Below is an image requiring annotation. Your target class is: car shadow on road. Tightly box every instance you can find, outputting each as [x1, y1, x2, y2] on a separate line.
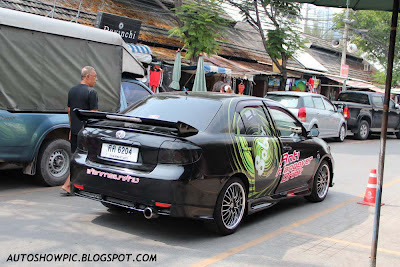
[89, 190, 370, 253]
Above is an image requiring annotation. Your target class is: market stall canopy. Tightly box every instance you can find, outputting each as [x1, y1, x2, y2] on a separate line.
[169, 51, 181, 90]
[182, 64, 232, 75]
[127, 44, 152, 64]
[327, 77, 385, 93]
[192, 56, 207, 92]
[392, 88, 400, 94]
[281, 0, 395, 11]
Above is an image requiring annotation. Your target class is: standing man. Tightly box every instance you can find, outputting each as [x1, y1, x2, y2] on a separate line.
[61, 66, 98, 195]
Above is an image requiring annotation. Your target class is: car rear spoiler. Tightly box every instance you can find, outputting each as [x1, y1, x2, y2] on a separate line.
[74, 109, 199, 137]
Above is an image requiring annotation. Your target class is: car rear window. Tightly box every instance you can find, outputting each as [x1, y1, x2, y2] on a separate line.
[337, 93, 370, 105]
[266, 95, 299, 108]
[123, 96, 222, 131]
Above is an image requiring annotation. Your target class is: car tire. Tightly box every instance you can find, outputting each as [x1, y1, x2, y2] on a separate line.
[335, 124, 346, 142]
[36, 139, 71, 186]
[305, 161, 331, 202]
[355, 120, 370, 140]
[213, 178, 246, 235]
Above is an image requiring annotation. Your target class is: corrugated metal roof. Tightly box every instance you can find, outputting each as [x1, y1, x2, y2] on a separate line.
[307, 48, 374, 82]
[0, 0, 96, 25]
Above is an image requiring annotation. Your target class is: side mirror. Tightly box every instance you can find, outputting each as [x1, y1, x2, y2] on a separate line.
[396, 103, 400, 109]
[308, 128, 319, 138]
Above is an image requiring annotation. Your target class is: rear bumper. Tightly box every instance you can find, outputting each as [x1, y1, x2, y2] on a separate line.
[70, 152, 221, 220]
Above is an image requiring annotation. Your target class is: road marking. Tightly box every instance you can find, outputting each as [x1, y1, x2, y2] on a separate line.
[191, 178, 400, 267]
[287, 229, 400, 256]
[0, 187, 59, 198]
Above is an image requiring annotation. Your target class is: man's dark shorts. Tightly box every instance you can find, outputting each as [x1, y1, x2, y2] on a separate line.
[71, 134, 78, 154]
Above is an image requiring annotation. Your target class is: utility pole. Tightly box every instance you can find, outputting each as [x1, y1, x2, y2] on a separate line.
[340, 0, 350, 91]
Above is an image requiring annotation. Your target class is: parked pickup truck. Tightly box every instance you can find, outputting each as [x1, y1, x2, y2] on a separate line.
[0, 8, 152, 186]
[333, 91, 400, 140]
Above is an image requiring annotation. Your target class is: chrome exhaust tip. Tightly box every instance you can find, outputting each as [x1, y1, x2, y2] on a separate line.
[143, 207, 158, 219]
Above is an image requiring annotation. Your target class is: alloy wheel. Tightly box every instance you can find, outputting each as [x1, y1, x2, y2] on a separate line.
[316, 164, 330, 198]
[339, 125, 346, 141]
[360, 124, 368, 138]
[221, 182, 246, 230]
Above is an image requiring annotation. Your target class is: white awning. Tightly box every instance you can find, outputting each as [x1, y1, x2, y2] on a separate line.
[122, 42, 145, 76]
[127, 44, 152, 64]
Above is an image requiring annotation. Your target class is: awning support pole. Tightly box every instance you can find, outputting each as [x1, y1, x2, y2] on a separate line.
[370, 0, 399, 266]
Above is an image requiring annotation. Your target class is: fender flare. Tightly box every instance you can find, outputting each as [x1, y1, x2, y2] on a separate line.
[24, 125, 70, 175]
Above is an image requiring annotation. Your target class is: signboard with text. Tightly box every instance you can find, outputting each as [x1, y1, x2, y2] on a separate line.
[95, 12, 141, 43]
[340, 64, 349, 78]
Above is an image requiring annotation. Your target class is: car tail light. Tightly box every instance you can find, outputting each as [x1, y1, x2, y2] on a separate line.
[77, 130, 88, 151]
[155, 202, 171, 208]
[74, 184, 84, 190]
[158, 140, 202, 164]
[343, 107, 350, 119]
[298, 107, 307, 122]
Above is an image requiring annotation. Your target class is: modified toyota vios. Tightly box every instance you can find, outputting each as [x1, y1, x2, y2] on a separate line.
[71, 92, 334, 235]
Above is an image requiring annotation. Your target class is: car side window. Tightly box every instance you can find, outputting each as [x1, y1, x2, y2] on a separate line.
[268, 107, 303, 137]
[122, 82, 151, 107]
[312, 97, 325, 110]
[389, 99, 395, 109]
[236, 105, 272, 136]
[322, 98, 335, 111]
[371, 96, 384, 108]
[303, 96, 315, 108]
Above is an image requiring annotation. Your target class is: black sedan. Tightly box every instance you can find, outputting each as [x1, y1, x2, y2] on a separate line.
[71, 92, 334, 235]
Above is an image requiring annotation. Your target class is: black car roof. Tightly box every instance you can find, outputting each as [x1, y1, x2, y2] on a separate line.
[156, 91, 257, 102]
[151, 91, 284, 109]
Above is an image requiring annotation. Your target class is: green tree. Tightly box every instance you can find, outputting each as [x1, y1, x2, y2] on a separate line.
[168, 0, 227, 62]
[333, 10, 400, 86]
[227, 0, 303, 90]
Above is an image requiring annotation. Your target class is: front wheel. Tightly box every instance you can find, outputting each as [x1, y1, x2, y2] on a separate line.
[335, 124, 346, 142]
[36, 139, 71, 186]
[305, 161, 331, 202]
[213, 178, 246, 235]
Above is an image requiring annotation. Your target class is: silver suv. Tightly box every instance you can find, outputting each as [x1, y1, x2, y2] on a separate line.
[265, 91, 347, 142]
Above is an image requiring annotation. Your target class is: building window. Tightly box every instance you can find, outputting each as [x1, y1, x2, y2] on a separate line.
[364, 64, 371, 71]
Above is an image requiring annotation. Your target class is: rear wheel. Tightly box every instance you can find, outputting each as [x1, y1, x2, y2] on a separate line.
[36, 139, 70, 186]
[305, 161, 331, 202]
[355, 120, 369, 140]
[213, 178, 246, 235]
[335, 124, 346, 142]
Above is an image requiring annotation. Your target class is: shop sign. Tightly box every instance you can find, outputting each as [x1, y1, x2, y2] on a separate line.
[340, 64, 349, 78]
[95, 12, 141, 43]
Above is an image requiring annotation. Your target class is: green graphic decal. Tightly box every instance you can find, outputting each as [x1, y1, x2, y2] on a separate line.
[228, 101, 281, 198]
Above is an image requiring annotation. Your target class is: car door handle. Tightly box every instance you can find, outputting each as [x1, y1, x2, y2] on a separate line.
[283, 145, 292, 151]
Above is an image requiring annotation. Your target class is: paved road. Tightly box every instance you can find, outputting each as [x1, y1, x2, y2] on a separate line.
[1, 136, 399, 266]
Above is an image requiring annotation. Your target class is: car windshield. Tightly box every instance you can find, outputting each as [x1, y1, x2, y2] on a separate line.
[123, 95, 222, 131]
[337, 93, 370, 105]
[266, 95, 299, 108]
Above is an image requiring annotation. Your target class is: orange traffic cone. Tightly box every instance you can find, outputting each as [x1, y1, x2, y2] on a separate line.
[357, 169, 384, 206]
